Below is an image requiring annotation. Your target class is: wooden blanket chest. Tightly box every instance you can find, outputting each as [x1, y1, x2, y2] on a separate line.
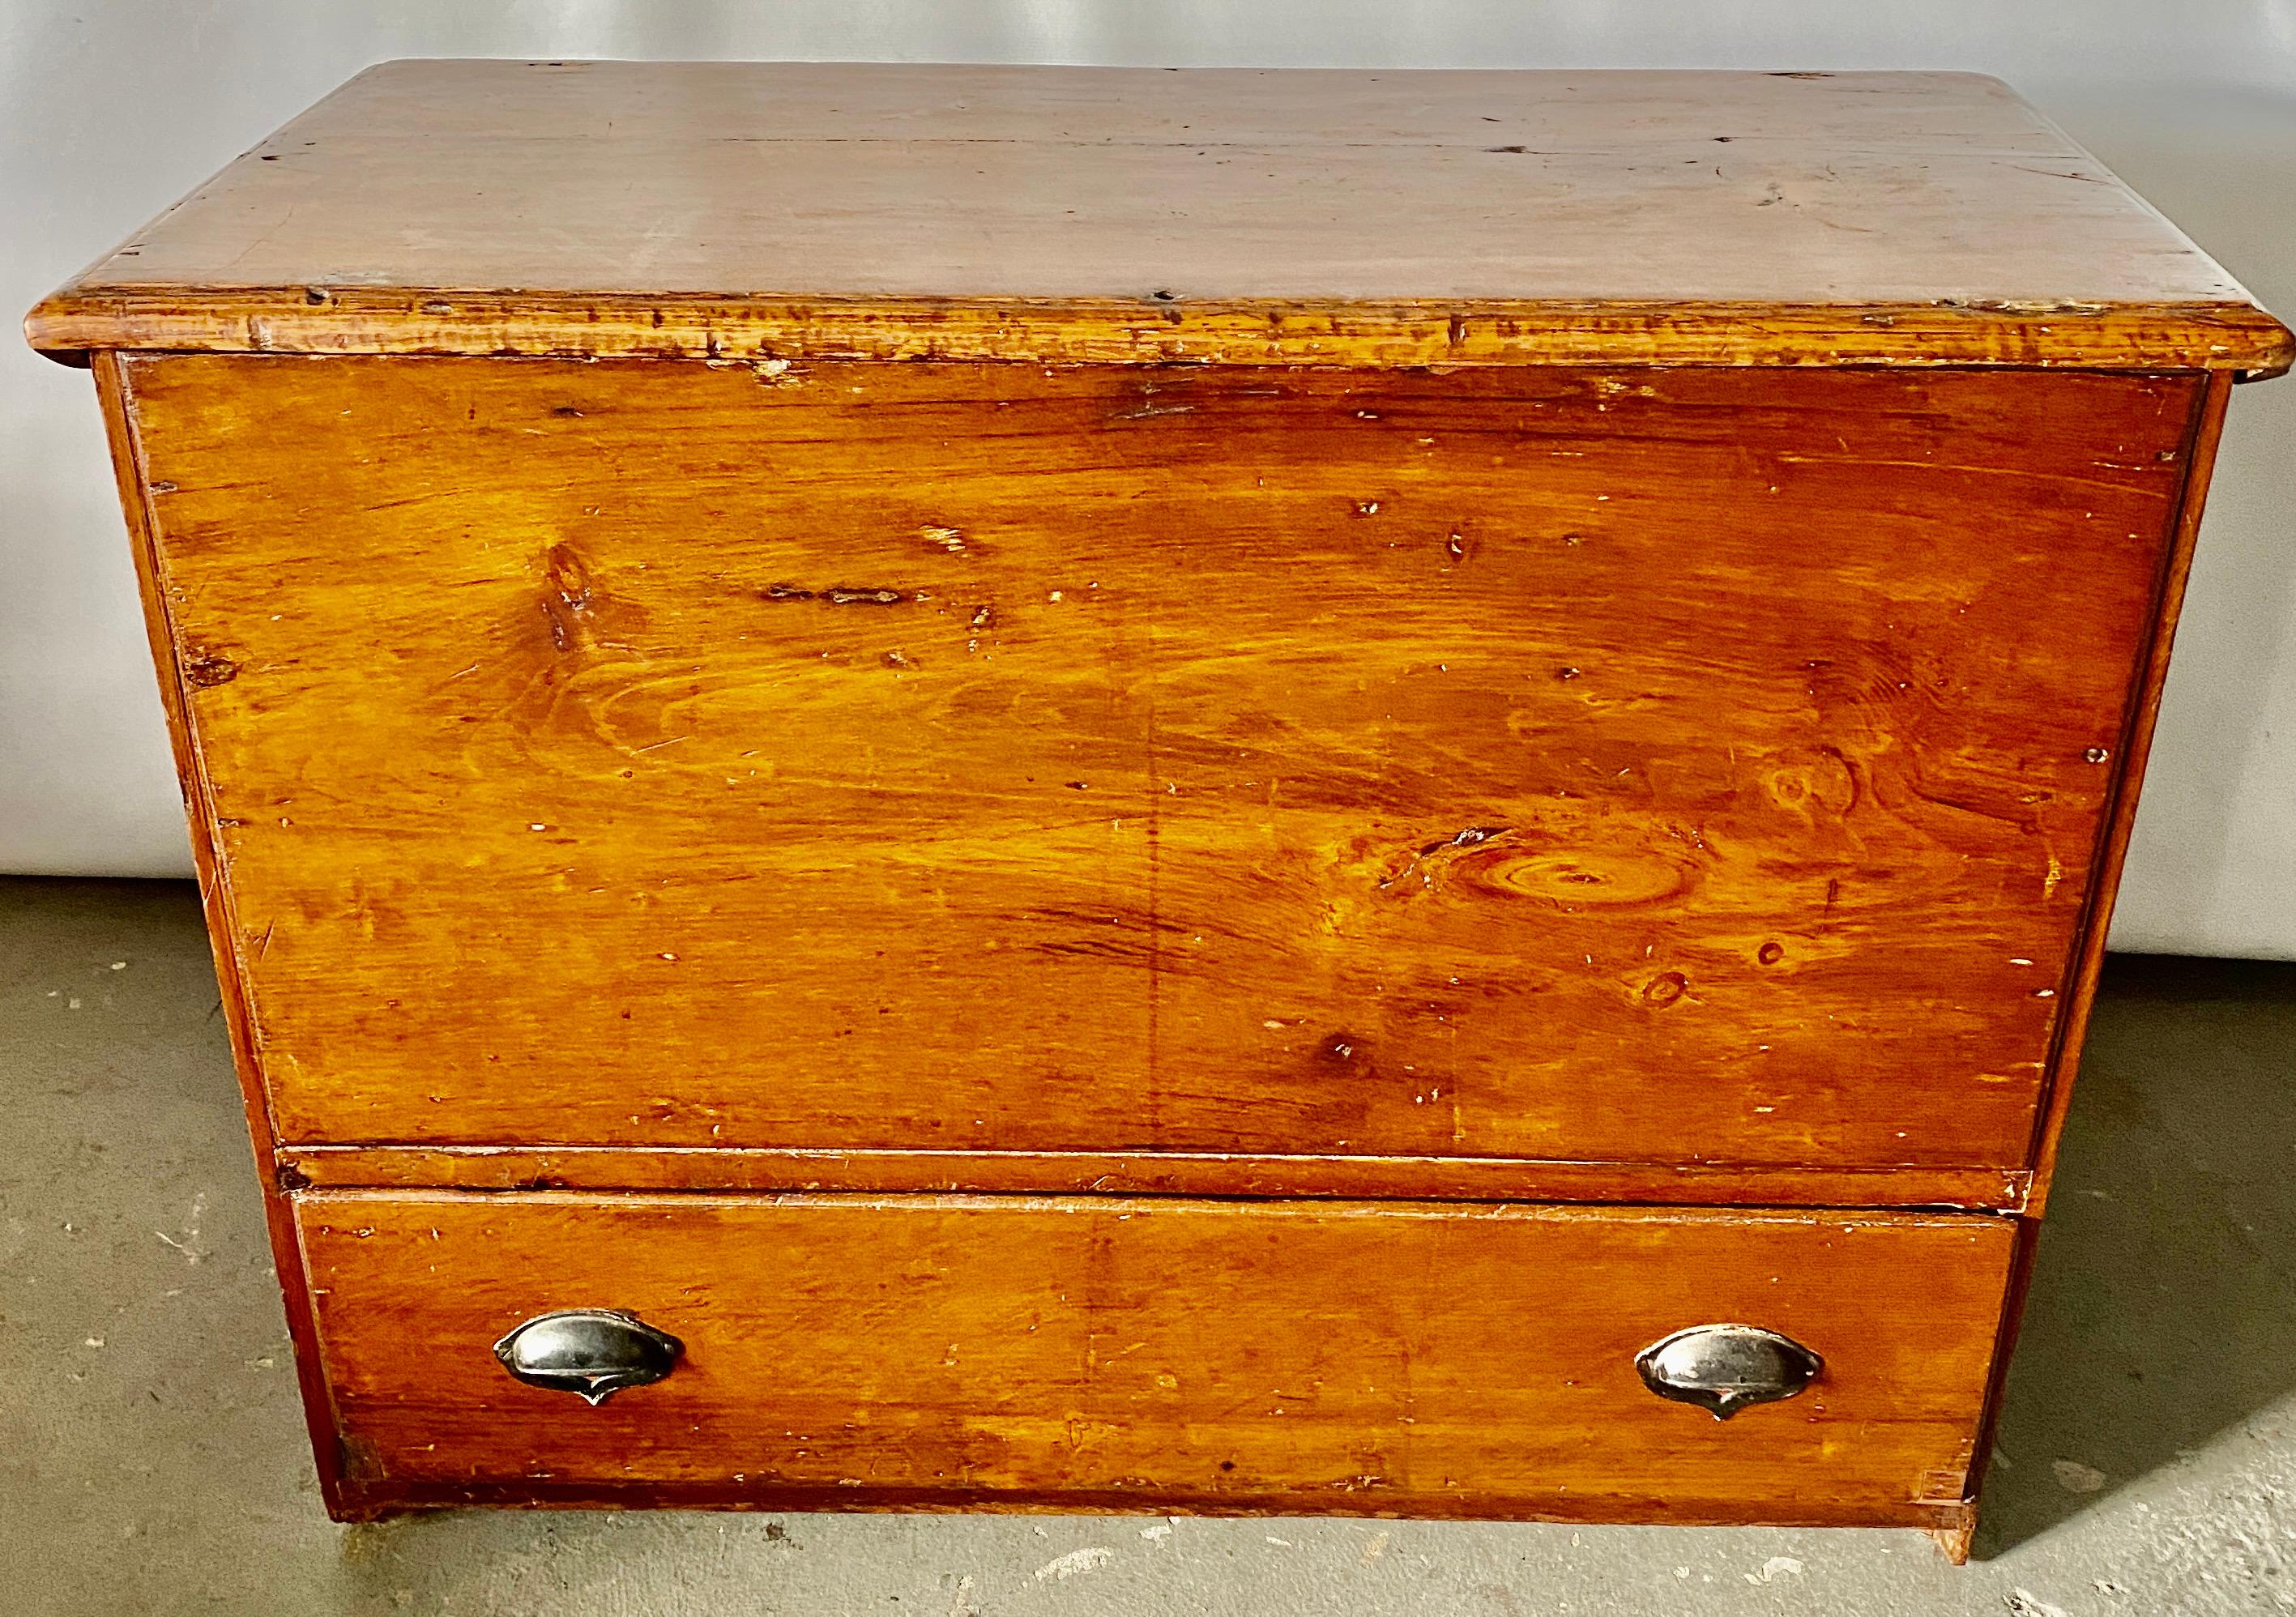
[28, 60, 2290, 1556]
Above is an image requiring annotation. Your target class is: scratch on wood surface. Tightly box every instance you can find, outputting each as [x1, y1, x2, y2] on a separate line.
[762, 583, 909, 605]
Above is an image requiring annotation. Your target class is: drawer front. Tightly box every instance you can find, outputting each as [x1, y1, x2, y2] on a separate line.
[128, 356, 2196, 1167]
[299, 1192, 2011, 1521]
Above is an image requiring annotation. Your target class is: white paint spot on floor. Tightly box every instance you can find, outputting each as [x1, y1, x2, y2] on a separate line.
[1744, 1555, 1804, 1584]
[1359, 1530, 1391, 1568]
[1139, 1522, 1171, 1542]
[2007, 1591, 2073, 1617]
[1032, 1547, 1112, 1582]
[2052, 1458, 2109, 1493]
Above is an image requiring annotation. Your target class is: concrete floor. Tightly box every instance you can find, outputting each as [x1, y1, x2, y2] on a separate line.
[4, 877, 2293, 1615]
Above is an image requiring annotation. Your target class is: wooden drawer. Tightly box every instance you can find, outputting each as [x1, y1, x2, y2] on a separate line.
[126, 355, 2194, 1175]
[298, 1191, 2012, 1525]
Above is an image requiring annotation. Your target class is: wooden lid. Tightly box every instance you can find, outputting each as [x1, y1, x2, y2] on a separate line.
[27, 60, 2292, 374]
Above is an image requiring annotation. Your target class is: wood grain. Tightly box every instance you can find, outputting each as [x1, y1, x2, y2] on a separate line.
[29, 289, 2291, 376]
[26, 62, 2290, 374]
[277, 1145, 2031, 1211]
[297, 1190, 2015, 1524]
[121, 355, 2197, 1174]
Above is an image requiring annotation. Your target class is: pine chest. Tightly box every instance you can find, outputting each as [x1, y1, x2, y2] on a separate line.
[28, 60, 2290, 1556]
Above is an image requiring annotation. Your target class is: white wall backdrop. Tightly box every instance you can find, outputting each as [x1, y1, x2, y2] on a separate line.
[3, 2, 2292, 955]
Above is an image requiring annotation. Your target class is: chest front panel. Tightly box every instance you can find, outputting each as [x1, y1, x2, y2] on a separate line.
[123, 355, 2195, 1168]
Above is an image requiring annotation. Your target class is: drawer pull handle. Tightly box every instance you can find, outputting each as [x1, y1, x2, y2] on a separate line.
[1635, 1324, 1822, 1419]
[493, 1309, 684, 1404]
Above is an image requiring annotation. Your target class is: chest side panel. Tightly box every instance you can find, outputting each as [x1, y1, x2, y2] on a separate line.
[123, 356, 2195, 1167]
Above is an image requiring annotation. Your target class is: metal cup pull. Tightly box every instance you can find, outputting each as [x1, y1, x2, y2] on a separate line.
[1635, 1324, 1822, 1419]
[493, 1308, 683, 1404]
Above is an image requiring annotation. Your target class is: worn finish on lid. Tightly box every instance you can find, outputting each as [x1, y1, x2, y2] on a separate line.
[24, 60, 2293, 373]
